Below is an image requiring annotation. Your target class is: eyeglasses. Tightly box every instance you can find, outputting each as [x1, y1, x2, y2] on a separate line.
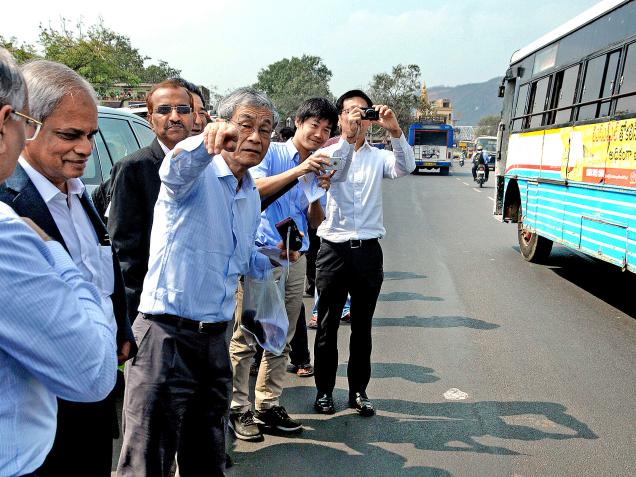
[229, 120, 273, 138]
[11, 110, 42, 141]
[154, 104, 192, 115]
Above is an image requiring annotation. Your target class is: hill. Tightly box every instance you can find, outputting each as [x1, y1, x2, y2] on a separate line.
[428, 77, 503, 126]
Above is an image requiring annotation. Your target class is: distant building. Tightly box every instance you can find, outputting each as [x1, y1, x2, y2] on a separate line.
[98, 83, 153, 108]
[99, 82, 209, 109]
[417, 81, 456, 126]
[431, 98, 455, 126]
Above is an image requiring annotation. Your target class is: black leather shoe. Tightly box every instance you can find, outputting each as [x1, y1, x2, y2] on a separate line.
[349, 392, 375, 417]
[314, 394, 336, 414]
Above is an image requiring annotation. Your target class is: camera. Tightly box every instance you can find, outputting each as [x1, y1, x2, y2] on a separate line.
[324, 156, 344, 171]
[362, 108, 379, 120]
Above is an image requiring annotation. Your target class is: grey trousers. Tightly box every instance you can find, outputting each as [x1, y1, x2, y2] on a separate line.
[230, 255, 306, 412]
[117, 315, 231, 477]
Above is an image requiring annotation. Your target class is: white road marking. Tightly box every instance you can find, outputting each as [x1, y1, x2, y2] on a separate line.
[461, 181, 470, 186]
[473, 188, 482, 193]
[488, 196, 495, 202]
[443, 388, 469, 400]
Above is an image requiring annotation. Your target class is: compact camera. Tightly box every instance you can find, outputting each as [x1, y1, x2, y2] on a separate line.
[362, 108, 379, 120]
[324, 156, 344, 171]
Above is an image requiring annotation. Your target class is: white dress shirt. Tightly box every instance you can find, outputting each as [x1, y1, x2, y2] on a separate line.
[317, 134, 416, 242]
[19, 157, 115, 321]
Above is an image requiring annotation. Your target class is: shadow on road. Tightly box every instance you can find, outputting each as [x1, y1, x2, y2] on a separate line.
[515, 244, 636, 319]
[384, 271, 427, 281]
[336, 362, 440, 384]
[229, 386, 597, 477]
[373, 315, 499, 329]
[227, 442, 450, 477]
[378, 292, 442, 302]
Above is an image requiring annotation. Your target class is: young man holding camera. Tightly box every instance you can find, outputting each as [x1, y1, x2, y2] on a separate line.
[228, 97, 357, 441]
[313, 89, 416, 416]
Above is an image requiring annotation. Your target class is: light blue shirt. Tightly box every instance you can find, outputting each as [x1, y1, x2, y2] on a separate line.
[250, 140, 314, 252]
[0, 202, 117, 477]
[139, 135, 270, 323]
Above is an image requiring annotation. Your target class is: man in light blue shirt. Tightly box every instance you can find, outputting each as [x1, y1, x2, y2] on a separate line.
[0, 47, 117, 477]
[118, 88, 282, 477]
[229, 97, 353, 441]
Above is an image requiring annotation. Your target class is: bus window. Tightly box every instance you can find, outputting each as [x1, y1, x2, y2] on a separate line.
[554, 64, 580, 124]
[528, 76, 550, 129]
[512, 84, 529, 131]
[577, 51, 621, 120]
[615, 42, 636, 115]
[598, 50, 620, 117]
[577, 55, 606, 120]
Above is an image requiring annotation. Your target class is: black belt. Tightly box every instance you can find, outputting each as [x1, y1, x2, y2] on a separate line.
[322, 238, 379, 249]
[143, 313, 227, 334]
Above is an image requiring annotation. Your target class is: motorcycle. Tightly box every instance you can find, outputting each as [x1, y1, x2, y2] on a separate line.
[459, 155, 465, 167]
[475, 164, 487, 188]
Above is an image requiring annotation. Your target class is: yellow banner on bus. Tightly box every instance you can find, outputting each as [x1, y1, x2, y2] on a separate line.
[562, 117, 636, 186]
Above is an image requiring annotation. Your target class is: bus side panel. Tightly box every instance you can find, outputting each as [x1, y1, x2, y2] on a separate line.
[539, 130, 564, 181]
[505, 132, 542, 179]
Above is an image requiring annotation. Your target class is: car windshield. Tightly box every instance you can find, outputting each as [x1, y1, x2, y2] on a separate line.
[478, 139, 497, 150]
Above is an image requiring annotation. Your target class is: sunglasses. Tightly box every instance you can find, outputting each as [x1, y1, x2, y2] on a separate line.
[154, 104, 192, 115]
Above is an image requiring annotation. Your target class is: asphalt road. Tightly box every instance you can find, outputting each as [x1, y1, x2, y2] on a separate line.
[224, 165, 636, 477]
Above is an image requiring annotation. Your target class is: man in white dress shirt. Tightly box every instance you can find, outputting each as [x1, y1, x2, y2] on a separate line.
[312, 89, 416, 416]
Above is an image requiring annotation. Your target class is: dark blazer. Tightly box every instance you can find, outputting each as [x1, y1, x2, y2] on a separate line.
[107, 137, 165, 321]
[0, 163, 136, 356]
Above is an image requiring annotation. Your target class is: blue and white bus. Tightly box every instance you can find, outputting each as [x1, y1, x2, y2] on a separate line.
[408, 120, 454, 176]
[496, 0, 636, 271]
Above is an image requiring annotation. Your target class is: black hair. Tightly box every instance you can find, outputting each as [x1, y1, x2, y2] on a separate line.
[335, 89, 373, 114]
[295, 97, 338, 134]
[279, 127, 294, 141]
[167, 77, 206, 109]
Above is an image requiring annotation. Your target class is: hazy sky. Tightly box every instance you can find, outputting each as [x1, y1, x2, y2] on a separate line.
[1, 0, 601, 94]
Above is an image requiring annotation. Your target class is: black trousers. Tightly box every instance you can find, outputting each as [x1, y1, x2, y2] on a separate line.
[313, 239, 383, 396]
[304, 226, 320, 294]
[37, 392, 117, 477]
[118, 315, 231, 477]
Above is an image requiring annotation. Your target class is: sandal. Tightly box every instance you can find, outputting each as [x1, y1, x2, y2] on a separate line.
[296, 364, 314, 377]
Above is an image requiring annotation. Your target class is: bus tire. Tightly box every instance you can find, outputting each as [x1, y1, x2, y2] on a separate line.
[440, 167, 449, 176]
[518, 203, 553, 262]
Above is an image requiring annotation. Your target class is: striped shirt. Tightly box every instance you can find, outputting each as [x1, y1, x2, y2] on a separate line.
[0, 202, 117, 477]
[139, 135, 270, 322]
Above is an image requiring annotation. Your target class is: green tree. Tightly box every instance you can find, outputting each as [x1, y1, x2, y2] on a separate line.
[368, 64, 428, 137]
[475, 115, 500, 136]
[35, 18, 181, 96]
[38, 18, 147, 94]
[140, 60, 181, 84]
[0, 35, 39, 63]
[254, 55, 333, 123]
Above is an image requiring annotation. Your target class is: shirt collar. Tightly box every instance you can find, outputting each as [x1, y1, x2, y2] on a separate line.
[158, 139, 171, 155]
[212, 154, 257, 194]
[285, 138, 300, 163]
[18, 156, 85, 203]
